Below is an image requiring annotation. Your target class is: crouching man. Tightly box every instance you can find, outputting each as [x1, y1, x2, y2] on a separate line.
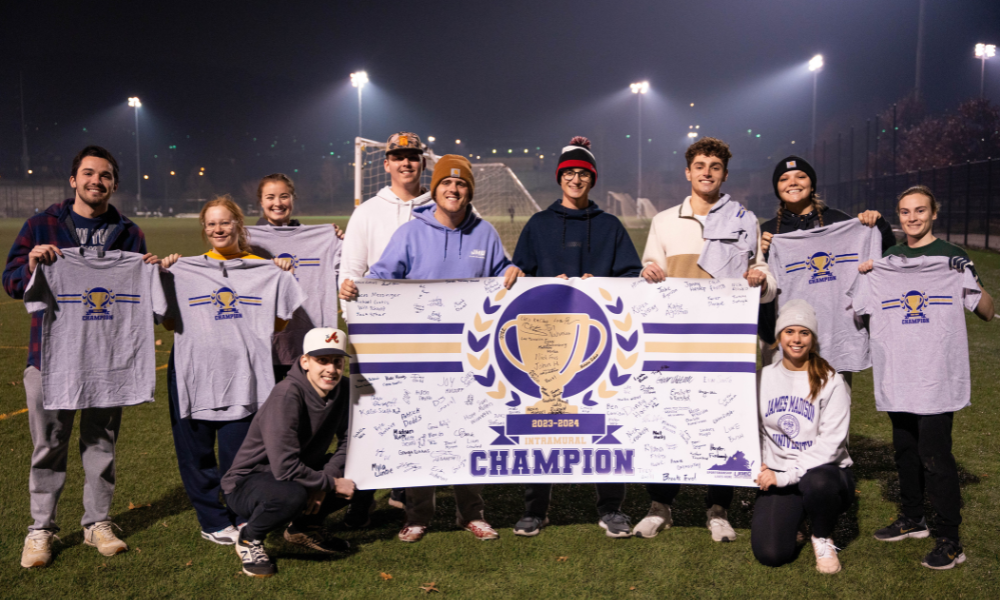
[221, 327, 355, 578]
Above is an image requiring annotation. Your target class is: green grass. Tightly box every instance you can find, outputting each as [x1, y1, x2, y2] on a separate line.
[1, 217, 999, 598]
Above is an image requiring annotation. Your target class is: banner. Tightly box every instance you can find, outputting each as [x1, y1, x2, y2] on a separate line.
[345, 277, 761, 489]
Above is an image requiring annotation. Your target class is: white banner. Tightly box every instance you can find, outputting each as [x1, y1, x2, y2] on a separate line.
[345, 277, 761, 489]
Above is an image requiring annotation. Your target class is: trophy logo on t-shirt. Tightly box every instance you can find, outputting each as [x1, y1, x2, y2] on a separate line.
[881, 290, 953, 325]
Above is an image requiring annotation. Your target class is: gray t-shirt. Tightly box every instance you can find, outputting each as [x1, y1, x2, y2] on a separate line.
[847, 255, 981, 414]
[24, 248, 167, 410]
[769, 219, 882, 372]
[161, 256, 306, 420]
[247, 225, 342, 365]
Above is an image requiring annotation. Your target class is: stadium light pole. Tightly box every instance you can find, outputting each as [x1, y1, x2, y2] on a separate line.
[350, 71, 368, 138]
[975, 44, 996, 99]
[630, 80, 649, 201]
[808, 55, 823, 162]
[128, 97, 142, 211]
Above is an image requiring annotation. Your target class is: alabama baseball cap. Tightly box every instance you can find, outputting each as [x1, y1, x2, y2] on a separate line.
[385, 132, 425, 155]
[302, 327, 352, 358]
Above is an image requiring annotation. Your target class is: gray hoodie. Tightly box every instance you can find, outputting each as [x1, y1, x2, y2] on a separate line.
[221, 361, 349, 494]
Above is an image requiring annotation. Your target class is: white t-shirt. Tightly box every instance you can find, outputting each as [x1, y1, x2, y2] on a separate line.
[248, 225, 342, 365]
[847, 255, 981, 414]
[758, 361, 853, 487]
[161, 256, 305, 420]
[24, 249, 168, 410]
[768, 219, 882, 372]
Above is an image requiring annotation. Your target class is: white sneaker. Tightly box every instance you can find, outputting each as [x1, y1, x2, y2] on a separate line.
[21, 530, 56, 568]
[706, 505, 736, 542]
[84, 521, 128, 556]
[202, 525, 240, 545]
[812, 536, 842, 574]
[632, 501, 672, 538]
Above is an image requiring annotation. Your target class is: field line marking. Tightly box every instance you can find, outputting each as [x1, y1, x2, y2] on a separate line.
[0, 346, 28, 350]
[0, 408, 28, 420]
[156, 364, 168, 370]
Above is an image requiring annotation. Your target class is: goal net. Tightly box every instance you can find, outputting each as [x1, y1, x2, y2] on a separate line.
[606, 191, 653, 227]
[354, 137, 542, 254]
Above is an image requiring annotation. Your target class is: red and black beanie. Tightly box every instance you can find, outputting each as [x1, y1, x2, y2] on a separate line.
[556, 136, 597, 183]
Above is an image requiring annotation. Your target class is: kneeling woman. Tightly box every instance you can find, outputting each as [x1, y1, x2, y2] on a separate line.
[753, 299, 853, 574]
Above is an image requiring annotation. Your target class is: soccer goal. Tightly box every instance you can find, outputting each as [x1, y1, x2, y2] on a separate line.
[354, 137, 542, 254]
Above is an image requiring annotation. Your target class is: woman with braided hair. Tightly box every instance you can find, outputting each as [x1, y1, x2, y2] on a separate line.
[757, 156, 894, 365]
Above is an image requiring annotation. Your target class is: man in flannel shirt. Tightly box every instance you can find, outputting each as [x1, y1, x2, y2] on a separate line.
[3, 145, 157, 569]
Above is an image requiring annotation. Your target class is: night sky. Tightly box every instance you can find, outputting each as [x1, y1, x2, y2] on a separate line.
[4, 0, 999, 208]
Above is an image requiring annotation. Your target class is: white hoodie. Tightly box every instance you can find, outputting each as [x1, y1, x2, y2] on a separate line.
[339, 186, 433, 288]
[758, 362, 852, 487]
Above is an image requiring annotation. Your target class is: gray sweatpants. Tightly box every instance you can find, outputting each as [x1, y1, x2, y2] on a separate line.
[25, 366, 122, 532]
[404, 485, 485, 527]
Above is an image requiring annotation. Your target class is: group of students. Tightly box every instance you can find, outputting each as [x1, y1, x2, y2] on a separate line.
[4, 134, 993, 578]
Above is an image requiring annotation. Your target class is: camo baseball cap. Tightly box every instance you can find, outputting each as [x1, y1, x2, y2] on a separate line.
[385, 132, 425, 155]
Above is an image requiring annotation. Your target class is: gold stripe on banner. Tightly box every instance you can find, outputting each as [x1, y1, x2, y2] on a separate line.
[352, 343, 463, 354]
[644, 342, 757, 354]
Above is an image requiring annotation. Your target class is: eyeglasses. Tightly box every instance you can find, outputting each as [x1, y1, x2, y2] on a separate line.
[562, 170, 593, 182]
[204, 221, 236, 231]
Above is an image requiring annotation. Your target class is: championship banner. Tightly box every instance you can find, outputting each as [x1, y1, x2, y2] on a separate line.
[344, 277, 761, 489]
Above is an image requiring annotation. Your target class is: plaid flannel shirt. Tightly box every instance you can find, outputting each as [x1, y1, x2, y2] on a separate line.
[2, 199, 147, 370]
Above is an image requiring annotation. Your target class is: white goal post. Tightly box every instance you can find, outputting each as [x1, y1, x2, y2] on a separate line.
[353, 137, 542, 254]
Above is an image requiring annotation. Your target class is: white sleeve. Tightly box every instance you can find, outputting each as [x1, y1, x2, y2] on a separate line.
[276, 270, 306, 321]
[961, 268, 982, 312]
[147, 262, 169, 320]
[338, 209, 369, 289]
[847, 268, 873, 315]
[640, 217, 667, 271]
[779, 374, 851, 487]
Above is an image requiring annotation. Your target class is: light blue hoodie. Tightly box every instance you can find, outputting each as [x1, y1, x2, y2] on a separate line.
[367, 203, 511, 280]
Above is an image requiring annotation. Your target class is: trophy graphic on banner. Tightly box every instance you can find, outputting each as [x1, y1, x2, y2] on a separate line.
[499, 313, 608, 414]
[84, 288, 113, 314]
[902, 290, 927, 318]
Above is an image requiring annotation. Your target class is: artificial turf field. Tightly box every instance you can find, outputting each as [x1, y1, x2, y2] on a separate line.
[0, 215, 998, 599]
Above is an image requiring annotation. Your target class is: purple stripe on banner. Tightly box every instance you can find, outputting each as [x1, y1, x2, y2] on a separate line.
[643, 361, 757, 373]
[353, 362, 464, 374]
[642, 323, 758, 335]
[349, 323, 464, 335]
[506, 414, 606, 435]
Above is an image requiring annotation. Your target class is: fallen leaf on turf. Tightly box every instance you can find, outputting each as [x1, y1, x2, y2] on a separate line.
[155, 339, 162, 346]
[185, 560, 193, 567]
[380, 572, 393, 580]
[161, 522, 169, 528]
[100, 563, 107, 568]
[10, 381, 22, 386]
[630, 586, 637, 591]
[135, 548, 141, 553]
[128, 501, 151, 510]
[419, 582, 440, 593]
[556, 556, 569, 562]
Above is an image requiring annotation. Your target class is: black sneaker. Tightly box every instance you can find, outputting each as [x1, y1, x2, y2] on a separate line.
[922, 538, 966, 570]
[284, 525, 351, 554]
[599, 511, 633, 538]
[236, 537, 276, 578]
[342, 498, 375, 529]
[873, 515, 930, 542]
[513, 515, 549, 537]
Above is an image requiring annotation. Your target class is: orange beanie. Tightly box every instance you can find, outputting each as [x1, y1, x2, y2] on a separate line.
[430, 155, 475, 201]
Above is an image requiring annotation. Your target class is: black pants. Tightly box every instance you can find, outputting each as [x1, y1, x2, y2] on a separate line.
[889, 411, 961, 541]
[751, 464, 854, 568]
[524, 483, 624, 518]
[644, 483, 733, 510]
[225, 470, 348, 542]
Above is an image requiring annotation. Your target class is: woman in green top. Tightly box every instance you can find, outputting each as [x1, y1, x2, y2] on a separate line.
[860, 184, 993, 569]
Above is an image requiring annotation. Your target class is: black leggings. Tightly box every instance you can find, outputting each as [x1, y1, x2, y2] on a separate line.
[645, 483, 733, 510]
[751, 464, 854, 568]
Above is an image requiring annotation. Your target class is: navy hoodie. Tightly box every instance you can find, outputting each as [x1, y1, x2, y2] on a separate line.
[513, 200, 642, 278]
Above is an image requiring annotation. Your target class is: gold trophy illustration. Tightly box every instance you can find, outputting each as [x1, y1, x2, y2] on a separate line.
[807, 252, 833, 278]
[499, 313, 607, 414]
[903, 291, 926, 318]
[214, 287, 239, 314]
[84, 288, 112, 314]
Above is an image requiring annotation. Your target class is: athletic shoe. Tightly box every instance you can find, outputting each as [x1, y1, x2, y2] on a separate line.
[83, 521, 128, 556]
[599, 511, 633, 538]
[460, 519, 499, 540]
[201, 525, 240, 545]
[513, 515, 549, 537]
[21, 530, 56, 568]
[284, 525, 350, 553]
[398, 525, 426, 542]
[811, 536, 842, 574]
[236, 537, 276, 578]
[921, 538, 966, 570]
[706, 505, 736, 542]
[388, 488, 406, 510]
[632, 501, 672, 538]
[343, 497, 376, 529]
[873, 515, 930, 542]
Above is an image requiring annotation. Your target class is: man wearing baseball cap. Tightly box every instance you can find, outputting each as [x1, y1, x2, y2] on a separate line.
[221, 328, 355, 578]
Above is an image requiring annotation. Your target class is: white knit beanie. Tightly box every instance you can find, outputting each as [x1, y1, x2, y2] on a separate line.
[774, 299, 818, 339]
